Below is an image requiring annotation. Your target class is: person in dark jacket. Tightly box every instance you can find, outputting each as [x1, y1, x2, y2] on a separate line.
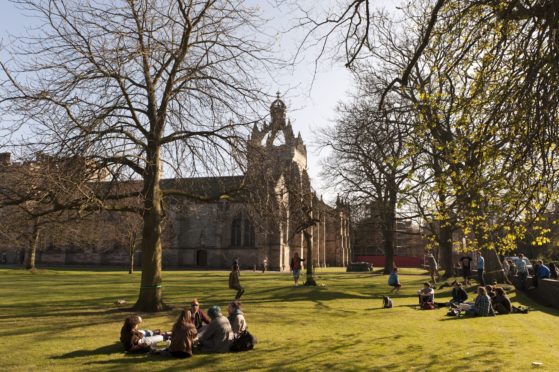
[120, 315, 164, 353]
[549, 262, 559, 280]
[450, 281, 468, 305]
[169, 309, 197, 358]
[492, 287, 512, 314]
[229, 265, 244, 299]
[189, 299, 210, 330]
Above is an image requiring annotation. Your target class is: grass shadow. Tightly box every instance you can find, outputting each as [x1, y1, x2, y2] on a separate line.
[52, 342, 123, 359]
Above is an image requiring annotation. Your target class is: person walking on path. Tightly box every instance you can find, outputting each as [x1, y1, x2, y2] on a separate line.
[425, 250, 440, 284]
[388, 267, 402, 294]
[229, 264, 245, 299]
[290, 251, 305, 286]
[262, 257, 268, 273]
[477, 251, 485, 286]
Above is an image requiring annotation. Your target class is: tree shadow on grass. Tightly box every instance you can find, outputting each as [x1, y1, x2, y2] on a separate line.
[51, 342, 123, 359]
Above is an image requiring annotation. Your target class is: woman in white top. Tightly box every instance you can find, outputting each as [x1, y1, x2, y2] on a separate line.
[227, 300, 247, 335]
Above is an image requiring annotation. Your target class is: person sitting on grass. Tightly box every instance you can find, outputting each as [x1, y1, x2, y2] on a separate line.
[388, 267, 402, 294]
[228, 300, 247, 336]
[449, 281, 468, 306]
[464, 287, 493, 317]
[120, 315, 165, 353]
[189, 299, 210, 330]
[418, 282, 435, 309]
[196, 305, 233, 353]
[492, 287, 512, 315]
[485, 284, 496, 299]
[169, 309, 197, 358]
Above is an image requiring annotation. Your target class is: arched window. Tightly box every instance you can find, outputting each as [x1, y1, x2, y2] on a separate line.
[231, 215, 242, 246]
[243, 218, 255, 247]
[230, 212, 255, 247]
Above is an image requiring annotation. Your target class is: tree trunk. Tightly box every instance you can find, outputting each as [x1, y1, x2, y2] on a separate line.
[382, 194, 397, 274]
[133, 145, 164, 312]
[303, 230, 317, 286]
[25, 219, 40, 270]
[128, 242, 135, 275]
[483, 248, 510, 284]
[439, 223, 454, 279]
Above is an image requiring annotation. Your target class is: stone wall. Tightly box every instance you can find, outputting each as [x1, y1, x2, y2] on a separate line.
[514, 276, 559, 310]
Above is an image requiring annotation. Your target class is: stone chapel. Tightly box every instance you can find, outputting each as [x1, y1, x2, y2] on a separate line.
[0, 96, 351, 270]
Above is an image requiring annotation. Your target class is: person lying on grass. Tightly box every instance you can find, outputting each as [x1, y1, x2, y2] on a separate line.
[120, 315, 168, 353]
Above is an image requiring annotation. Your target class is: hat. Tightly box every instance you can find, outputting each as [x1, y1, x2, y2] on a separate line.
[207, 305, 221, 319]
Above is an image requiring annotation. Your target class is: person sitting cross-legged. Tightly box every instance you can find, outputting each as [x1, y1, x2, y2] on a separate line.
[227, 300, 247, 336]
[189, 299, 210, 331]
[196, 305, 233, 353]
[418, 282, 435, 309]
[461, 287, 493, 317]
[492, 287, 512, 315]
[169, 309, 197, 358]
[448, 281, 468, 307]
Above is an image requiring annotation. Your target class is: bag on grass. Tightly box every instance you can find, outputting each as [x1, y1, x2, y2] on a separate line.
[382, 296, 393, 308]
[446, 308, 459, 316]
[421, 302, 435, 310]
[230, 330, 257, 352]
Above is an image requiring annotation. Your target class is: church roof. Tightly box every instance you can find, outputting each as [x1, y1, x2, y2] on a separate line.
[161, 175, 246, 201]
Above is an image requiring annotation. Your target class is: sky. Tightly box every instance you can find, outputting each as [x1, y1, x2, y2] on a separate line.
[0, 0, 356, 203]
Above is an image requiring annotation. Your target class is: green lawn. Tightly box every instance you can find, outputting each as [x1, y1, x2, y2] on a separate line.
[0, 267, 558, 371]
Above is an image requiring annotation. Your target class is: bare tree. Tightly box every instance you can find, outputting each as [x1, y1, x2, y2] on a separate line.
[0, 0, 277, 311]
[321, 80, 418, 274]
[0, 152, 100, 270]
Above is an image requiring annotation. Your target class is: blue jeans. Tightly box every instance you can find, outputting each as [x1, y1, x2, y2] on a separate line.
[518, 271, 528, 290]
[477, 269, 485, 286]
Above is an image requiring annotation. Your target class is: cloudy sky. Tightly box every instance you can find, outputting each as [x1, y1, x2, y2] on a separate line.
[0, 0, 359, 202]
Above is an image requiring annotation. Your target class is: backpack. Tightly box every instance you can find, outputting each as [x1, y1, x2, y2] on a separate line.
[421, 302, 435, 310]
[383, 296, 393, 308]
[446, 308, 459, 316]
[230, 330, 257, 352]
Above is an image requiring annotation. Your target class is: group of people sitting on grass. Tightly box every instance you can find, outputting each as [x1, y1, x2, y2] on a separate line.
[120, 299, 255, 357]
[417, 281, 528, 316]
